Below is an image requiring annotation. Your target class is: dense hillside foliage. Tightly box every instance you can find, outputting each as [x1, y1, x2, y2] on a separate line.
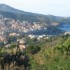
[0, 35, 70, 70]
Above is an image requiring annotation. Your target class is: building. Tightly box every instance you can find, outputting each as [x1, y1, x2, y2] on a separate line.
[17, 39, 26, 51]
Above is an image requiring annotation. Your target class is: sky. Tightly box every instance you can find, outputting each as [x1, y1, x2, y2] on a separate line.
[0, 0, 70, 17]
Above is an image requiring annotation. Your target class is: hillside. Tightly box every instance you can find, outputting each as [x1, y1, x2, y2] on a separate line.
[0, 3, 70, 70]
[0, 35, 70, 70]
[0, 4, 70, 32]
[1, 4, 70, 43]
[0, 4, 70, 34]
[0, 4, 69, 24]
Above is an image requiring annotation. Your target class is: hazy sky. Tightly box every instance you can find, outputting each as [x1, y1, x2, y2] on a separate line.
[0, 0, 70, 17]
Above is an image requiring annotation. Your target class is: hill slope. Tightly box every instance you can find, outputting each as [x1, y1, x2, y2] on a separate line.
[0, 4, 66, 23]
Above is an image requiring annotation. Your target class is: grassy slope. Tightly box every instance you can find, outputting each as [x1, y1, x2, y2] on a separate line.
[29, 35, 70, 70]
[0, 35, 70, 70]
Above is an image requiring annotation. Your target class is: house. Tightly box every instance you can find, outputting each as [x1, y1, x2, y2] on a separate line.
[28, 34, 35, 39]
[17, 39, 26, 51]
[64, 32, 70, 35]
[5, 44, 11, 48]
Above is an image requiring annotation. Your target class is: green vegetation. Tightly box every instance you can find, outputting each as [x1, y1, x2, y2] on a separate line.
[0, 35, 70, 70]
[25, 35, 70, 70]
